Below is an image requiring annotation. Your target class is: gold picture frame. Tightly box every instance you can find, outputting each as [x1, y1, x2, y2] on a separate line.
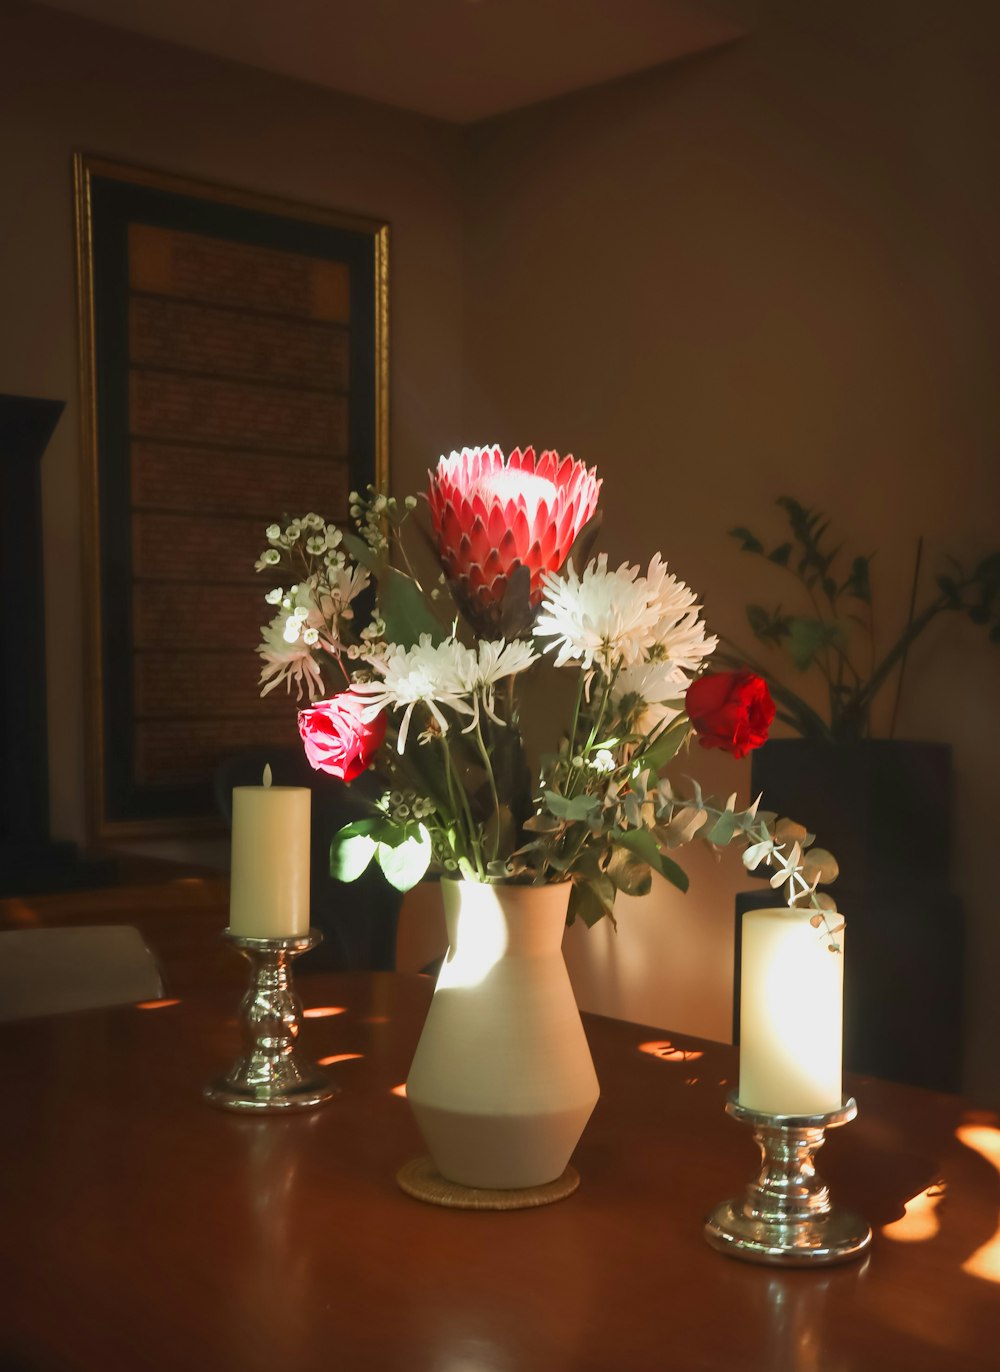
[74, 154, 389, 840]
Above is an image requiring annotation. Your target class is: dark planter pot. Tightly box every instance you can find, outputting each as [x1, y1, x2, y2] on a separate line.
[734, 739, 964, 1093]
[749, 739, 952, 893]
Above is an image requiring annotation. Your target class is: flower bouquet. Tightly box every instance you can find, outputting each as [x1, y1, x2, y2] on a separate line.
[254, 446, 840, 1192]
[256, 447, 839, 926]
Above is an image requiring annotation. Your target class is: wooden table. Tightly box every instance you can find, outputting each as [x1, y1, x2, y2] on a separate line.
[2, 973, 998, 1371]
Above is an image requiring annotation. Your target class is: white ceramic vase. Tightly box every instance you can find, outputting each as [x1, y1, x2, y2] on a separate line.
[406, 879, 600, 1189]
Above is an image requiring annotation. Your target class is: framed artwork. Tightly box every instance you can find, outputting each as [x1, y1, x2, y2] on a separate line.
[74, 155, 389, 839]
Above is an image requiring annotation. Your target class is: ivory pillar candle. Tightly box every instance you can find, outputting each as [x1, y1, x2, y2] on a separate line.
[229, 767, 311, 938]
[738, 907, 844, 1116]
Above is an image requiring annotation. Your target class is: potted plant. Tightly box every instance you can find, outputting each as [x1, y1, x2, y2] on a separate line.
[720, 497, 999, 1089]
[251, 449, 840, 1195]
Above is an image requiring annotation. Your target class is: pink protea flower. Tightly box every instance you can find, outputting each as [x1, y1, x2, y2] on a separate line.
[427, 445, 601, 618]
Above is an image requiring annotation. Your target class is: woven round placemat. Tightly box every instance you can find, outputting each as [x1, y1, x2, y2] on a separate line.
[396, 1156, 581, 1210]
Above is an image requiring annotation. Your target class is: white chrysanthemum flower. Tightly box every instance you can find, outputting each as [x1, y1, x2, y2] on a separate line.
[613, 658, 687, 736]
[650, 580, 719, 680]
[353, 634, 538, 752]
[257, 630, 326, 701]
[353, 635, 477, 753]
[468, 639, 538, 692]
[536, 553, 681, 670]
[461, 639, 539, 729]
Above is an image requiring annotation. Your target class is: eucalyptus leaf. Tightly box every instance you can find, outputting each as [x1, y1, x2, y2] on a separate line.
[522, 813, 564, 833]
[705, 810, 739, 846]
[567, 876, 617, 928]
[614, 827, 689, 892]
[799, 847, 840, 885]
[607, 847, 652, 897]
[742, 839, 773, 871]
[544, 790, 601, 823]
[774, 818, 811, 846]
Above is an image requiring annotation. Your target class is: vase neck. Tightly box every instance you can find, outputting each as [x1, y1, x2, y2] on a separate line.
[441, 881, 570, 959]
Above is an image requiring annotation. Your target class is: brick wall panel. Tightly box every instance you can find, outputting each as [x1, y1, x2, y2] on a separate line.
[130, 443, 350, 520]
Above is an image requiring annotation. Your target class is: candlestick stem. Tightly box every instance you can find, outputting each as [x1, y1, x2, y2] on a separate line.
[204, 929, 336, 1112]
[704, 1094, 871, 1266]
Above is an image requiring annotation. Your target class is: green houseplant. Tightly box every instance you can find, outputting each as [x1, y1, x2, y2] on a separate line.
[720, 497, 1000, 743]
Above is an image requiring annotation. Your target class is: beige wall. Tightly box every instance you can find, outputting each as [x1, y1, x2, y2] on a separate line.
[0, 0, 466, 852]
[463, 13, 1000, 1101]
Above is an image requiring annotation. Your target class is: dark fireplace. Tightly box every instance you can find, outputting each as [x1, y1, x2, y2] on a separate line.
[0, 394, 112, 894]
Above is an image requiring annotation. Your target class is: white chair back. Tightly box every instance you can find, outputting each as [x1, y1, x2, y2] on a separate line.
[0, 925, 164, 1021]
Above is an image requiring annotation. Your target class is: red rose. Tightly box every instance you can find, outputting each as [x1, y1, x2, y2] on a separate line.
[685, 671, 775, 760]
[298, 692, 387, 782]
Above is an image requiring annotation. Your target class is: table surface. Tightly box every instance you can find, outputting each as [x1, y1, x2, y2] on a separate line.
[2, 971, 998, 1372]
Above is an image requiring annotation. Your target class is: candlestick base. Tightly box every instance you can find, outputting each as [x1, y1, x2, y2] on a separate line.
[203, 929, 337, 1113]
[704, 1094, 871, 1266]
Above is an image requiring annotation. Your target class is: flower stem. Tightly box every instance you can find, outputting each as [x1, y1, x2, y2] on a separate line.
[441, 735, 484, 879]
[473, 714, 502, 863]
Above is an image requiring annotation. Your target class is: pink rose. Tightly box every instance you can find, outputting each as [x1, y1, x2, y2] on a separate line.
[298, 692, 387, 782]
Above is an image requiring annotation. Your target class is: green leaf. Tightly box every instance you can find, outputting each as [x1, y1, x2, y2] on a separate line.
[614, 827, 689, 893]
[522, 812, 563, 833]
[635, 725, 687, 773]
[607, 847, 652, 897]
[567, 510, 604, 574]
[329, 819, 381, 882]
[544, 790, 601, 823]
[567, 876, 617, 928]
[729, 526, 764, 554]
[705, 810, 739, 846]
[498, 563, 534, 640]
[786, 616, 844, 670]
[768, 543, 793, 566]
[375, 824, 433, 891]
[379, 566, 446, 648]
[340, 530, 381, 572]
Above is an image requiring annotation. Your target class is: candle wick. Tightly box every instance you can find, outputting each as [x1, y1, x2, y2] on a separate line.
[262, 764, 272, 788]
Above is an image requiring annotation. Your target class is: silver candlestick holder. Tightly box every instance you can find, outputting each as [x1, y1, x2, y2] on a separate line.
[704, 1094, 871, 1266]
[203, 928, 337, 1113]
